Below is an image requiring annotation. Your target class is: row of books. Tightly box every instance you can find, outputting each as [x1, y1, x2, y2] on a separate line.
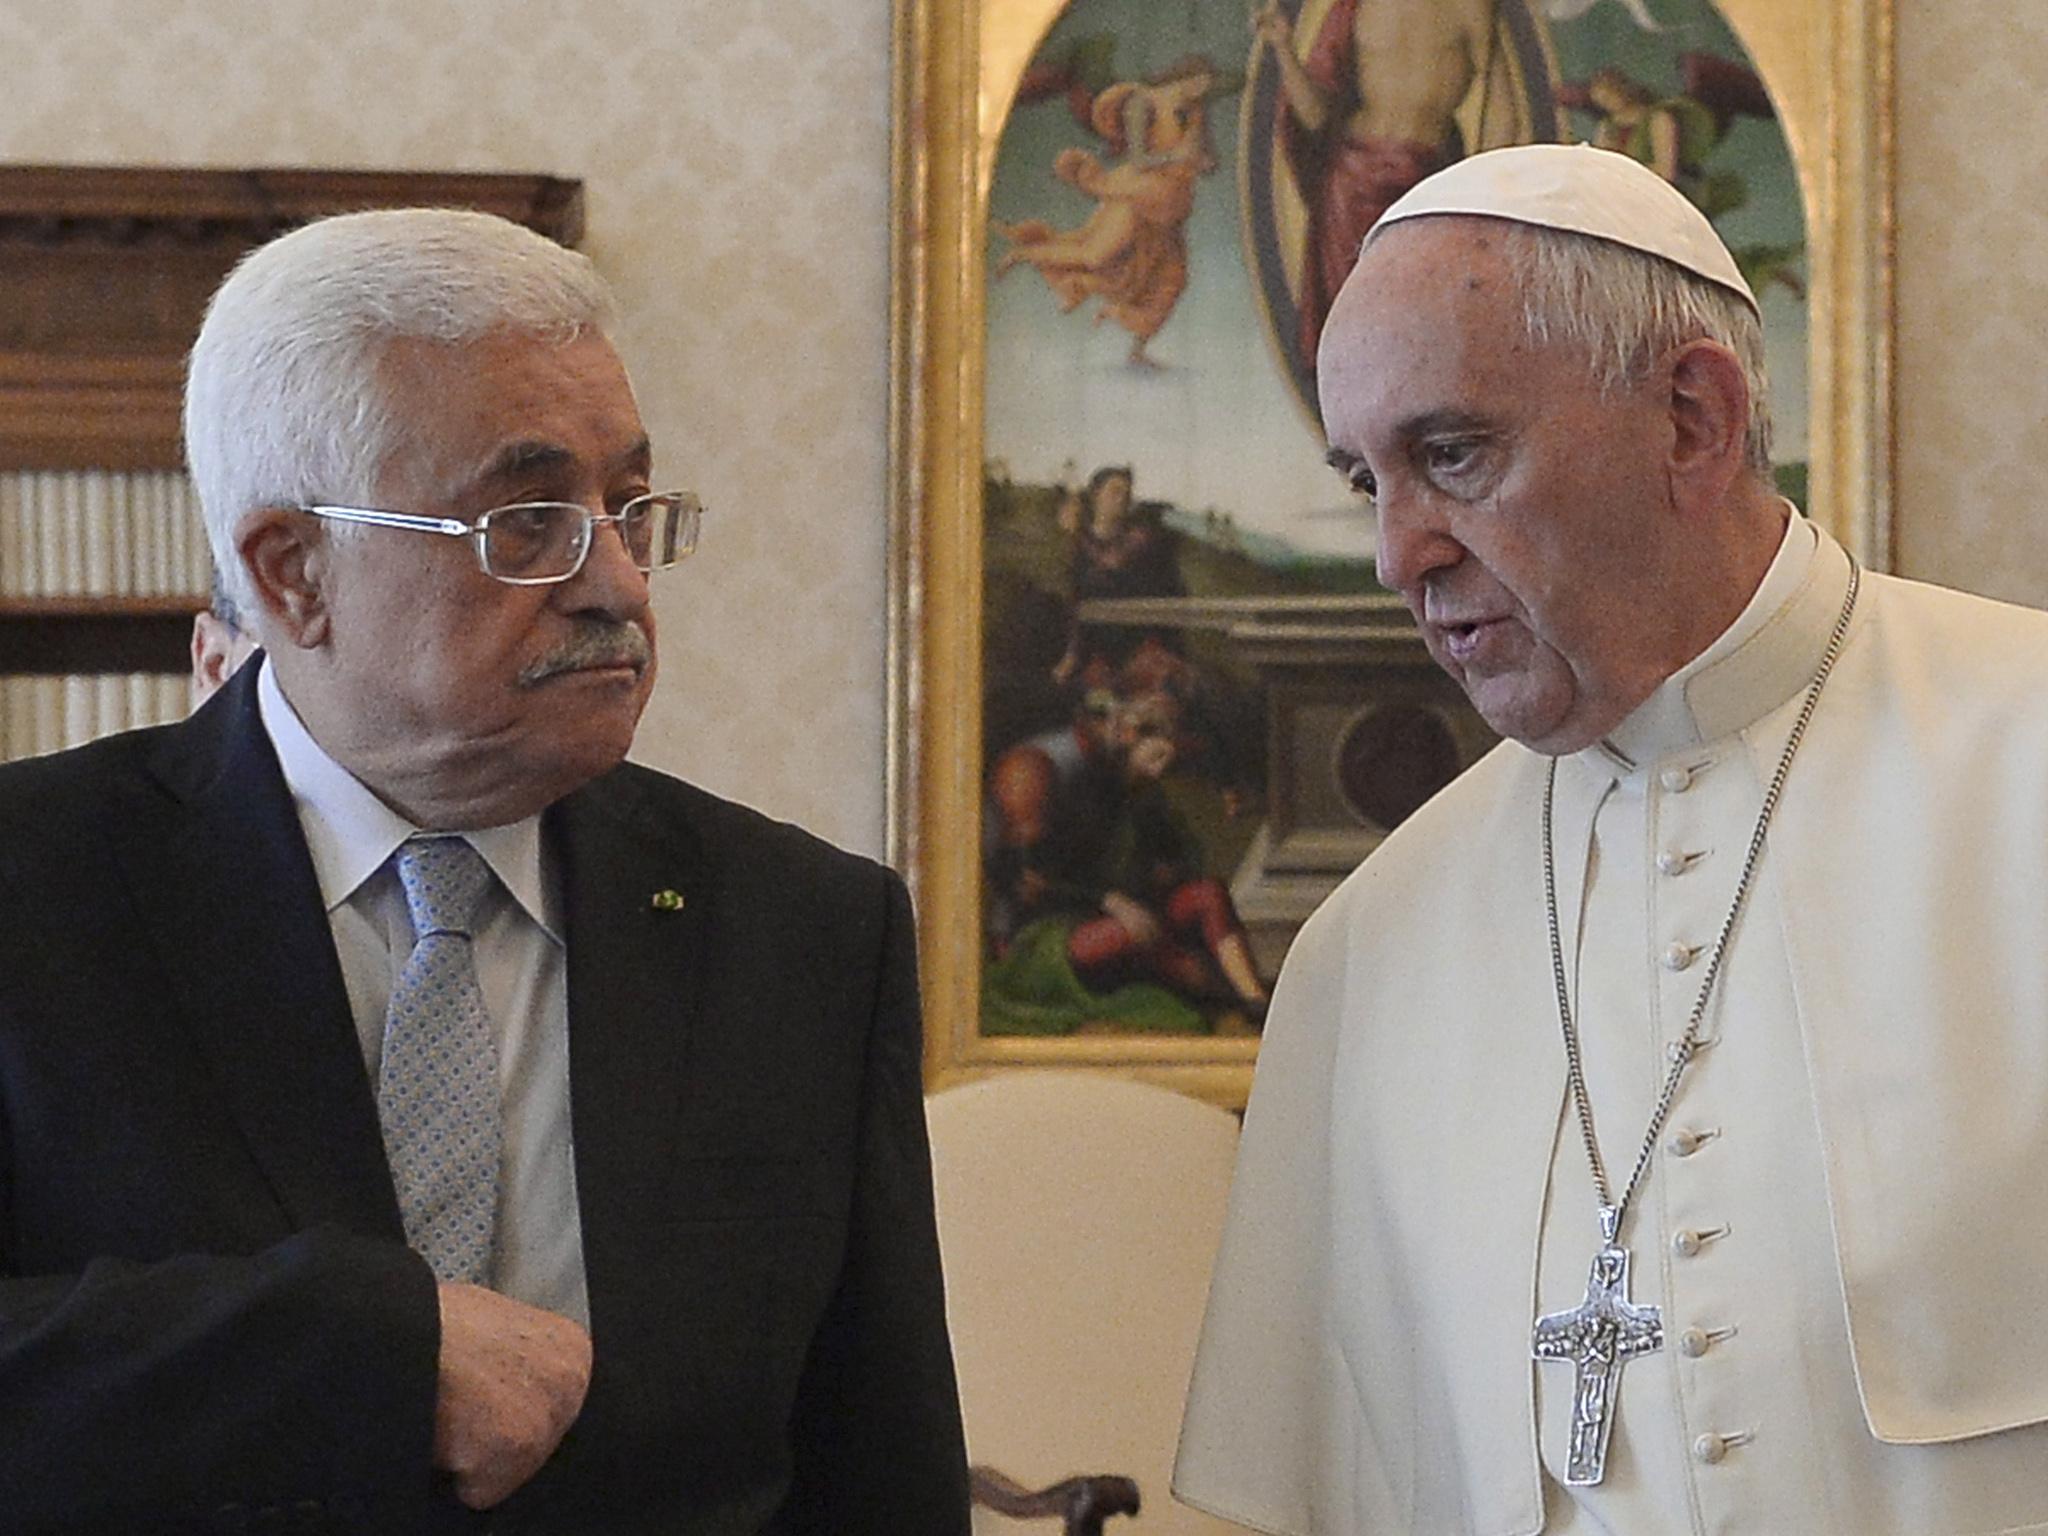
[0, 674, 193, 762]
[0, 471, 213, 599]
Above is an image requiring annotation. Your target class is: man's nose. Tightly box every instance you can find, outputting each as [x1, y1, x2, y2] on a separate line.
[1372, 488, 1462, 595]
[558, 514, 651, 618]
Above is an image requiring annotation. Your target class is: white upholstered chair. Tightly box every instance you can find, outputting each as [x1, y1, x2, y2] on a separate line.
[926, 1071, 1250, 1535]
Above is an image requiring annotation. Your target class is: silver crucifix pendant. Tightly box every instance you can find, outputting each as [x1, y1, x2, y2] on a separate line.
[1532, 1206, 1664, 1485]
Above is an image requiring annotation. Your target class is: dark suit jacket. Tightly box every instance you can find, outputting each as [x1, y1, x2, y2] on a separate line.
[0, 666, 970, 1535]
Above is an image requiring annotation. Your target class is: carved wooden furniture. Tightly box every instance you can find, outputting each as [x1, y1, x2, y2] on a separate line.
[971, 1467, 1142, 1535]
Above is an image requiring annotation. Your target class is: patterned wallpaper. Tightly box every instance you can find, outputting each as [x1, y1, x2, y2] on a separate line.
[1893, 0, 2048, 605]
[0, 0, 2039, 856]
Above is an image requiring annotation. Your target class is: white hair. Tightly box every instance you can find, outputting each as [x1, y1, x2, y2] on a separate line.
[1496, 222, 1774, 476]
[1358, 216, 1775, 477]
[184, 207, 617, 614]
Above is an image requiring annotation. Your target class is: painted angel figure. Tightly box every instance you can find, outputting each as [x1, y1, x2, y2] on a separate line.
[992, 56, 1231, 368]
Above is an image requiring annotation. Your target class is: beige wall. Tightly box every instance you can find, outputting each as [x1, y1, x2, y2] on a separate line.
[0, 0, 2038, 857]
[1893, 0, 2048, 604]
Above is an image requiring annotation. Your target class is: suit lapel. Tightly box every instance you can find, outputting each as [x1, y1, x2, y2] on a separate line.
[550, 768, 708, 1322]
[109, 666, 403, 1239]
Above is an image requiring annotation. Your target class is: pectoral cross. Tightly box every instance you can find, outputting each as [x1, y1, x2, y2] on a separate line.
[1532, 1210, 1664, 1486]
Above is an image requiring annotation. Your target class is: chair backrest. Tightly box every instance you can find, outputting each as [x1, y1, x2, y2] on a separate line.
[927, 1072, 1249, 1534]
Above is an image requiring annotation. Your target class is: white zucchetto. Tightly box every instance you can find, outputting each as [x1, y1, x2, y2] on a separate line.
[1373, 142, 1758, 313]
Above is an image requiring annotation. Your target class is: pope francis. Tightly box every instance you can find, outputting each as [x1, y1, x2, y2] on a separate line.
[1174, 144, 2048, 1535]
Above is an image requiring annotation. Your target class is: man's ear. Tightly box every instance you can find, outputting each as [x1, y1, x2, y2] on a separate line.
[237, 508, 332, 649]
[1664, 338, 1751, 517]
[190, 612, 229, 688]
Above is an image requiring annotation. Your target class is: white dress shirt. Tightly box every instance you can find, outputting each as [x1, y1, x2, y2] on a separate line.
[257, 660, 590, 1325]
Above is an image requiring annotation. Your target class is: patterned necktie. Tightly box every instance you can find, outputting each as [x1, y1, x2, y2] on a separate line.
[377, 835, 503, 1284]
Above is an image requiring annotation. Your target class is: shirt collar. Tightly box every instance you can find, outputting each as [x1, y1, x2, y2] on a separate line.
[256, 659, 559, 938]
[1577, 510, 1843, 778]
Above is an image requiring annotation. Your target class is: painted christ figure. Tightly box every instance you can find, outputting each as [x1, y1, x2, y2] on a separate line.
[1251, 0, 1503, 372]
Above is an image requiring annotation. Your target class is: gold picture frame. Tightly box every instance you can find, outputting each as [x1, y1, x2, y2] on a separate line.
[890, 0, 1893, 1107]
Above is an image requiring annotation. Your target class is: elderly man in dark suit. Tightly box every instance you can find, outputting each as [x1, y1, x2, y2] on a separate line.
[0, 209, 970, 1534]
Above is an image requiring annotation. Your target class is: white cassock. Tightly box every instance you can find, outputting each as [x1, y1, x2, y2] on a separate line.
[1175, 518, 2048, 1535]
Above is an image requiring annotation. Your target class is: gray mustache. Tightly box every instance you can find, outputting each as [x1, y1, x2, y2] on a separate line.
[518, 621, 652, 686]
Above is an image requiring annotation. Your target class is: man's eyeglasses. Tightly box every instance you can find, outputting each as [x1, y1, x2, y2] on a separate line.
[301, 492, 703, 585]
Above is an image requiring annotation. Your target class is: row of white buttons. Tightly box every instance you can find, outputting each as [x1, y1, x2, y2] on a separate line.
[1660, 757, 1751, 1469]
[1671, 1124, 1727, 1328]
[1657, 768, 1710, 978]
[1667, 1092, 1744, 1465]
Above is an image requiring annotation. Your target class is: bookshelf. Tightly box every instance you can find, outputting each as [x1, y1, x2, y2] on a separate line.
[0, 592, 203, 671]
[0, 164, 583, 760]
[0, 466, 216, 752]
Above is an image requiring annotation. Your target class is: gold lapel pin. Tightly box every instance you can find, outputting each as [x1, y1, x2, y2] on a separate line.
[650, 888, 687, 912]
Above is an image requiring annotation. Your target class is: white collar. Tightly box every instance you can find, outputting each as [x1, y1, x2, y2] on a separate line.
[256, 658, 558, 938]
[1583, 510, 1833, 776]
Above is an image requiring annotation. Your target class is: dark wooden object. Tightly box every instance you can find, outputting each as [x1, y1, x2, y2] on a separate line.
[0, 597, 197, 674]
[970, 1466, 1142, 1536]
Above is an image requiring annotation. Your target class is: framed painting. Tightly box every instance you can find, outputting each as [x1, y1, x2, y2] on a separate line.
[891, 0, 1892, 1106]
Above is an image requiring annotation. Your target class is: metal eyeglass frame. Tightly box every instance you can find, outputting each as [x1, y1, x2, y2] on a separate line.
[300, 491, 702, 585]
